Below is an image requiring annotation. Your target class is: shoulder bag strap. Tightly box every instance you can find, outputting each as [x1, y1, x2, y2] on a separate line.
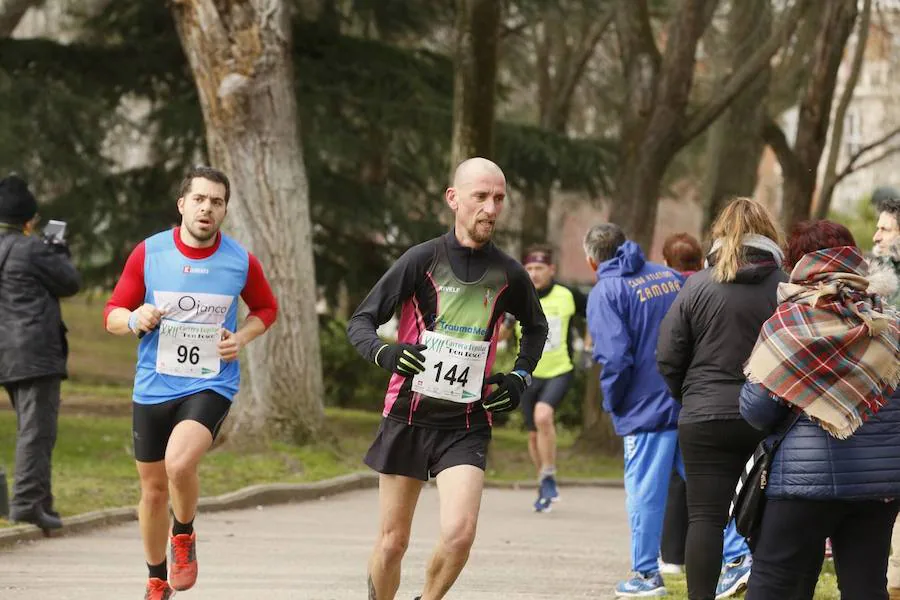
[768, 410, 803, 453]
[0, 234, 17, 282]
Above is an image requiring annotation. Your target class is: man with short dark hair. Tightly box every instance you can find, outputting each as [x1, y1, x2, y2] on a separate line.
[0, 175, 81, 532]
[104, 166, 278, 600]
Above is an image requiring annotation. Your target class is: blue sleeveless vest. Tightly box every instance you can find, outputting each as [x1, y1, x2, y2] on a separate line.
[133, 230, 248, 404]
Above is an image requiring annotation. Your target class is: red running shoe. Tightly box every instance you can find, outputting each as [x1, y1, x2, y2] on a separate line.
[169, 531, 198, 591]
[144, 577, 174, 600]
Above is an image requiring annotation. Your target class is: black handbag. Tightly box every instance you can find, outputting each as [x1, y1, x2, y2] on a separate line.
[730, 411, 802, 540]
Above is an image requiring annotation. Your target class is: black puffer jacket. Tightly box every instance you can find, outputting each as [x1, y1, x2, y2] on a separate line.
[656, 253, 787, 424]
[0, 229, 81, 385]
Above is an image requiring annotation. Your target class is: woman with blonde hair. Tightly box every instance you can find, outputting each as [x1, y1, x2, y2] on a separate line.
[657, 198, 787, 600]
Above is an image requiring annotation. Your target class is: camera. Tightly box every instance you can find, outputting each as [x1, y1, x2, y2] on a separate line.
[42, 220, 66, 243]
[40, 220, 70, 255]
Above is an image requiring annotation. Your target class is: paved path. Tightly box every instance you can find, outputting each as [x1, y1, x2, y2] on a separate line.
[0, 486, 631, 599]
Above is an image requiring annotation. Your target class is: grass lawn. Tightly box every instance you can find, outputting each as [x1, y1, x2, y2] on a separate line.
[662, 560, 840, 599]
[61, 294, 138, 387]
[0, 397, 621, 522]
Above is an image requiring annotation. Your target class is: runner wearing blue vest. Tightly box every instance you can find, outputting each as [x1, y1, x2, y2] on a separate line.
[104, 166, 278, 600]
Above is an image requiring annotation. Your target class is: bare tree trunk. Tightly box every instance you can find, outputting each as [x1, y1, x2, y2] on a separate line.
[171, 0, 325, 444]
[535, 4, 614, 134]
[701, 0, 772, 234]
[450, 0, 501, 170]
[0, 0, 41, 36]
[780, 0, 858, 230]
[815, 0, 872, 219]
[610, 0, 666, 248]
[576, 364, 620, 455]
[518, 3, 613, 251]
[610, 0, 811, 250]
[763, 116, 804, 207]
[613, 146, 671, 250]
[520, 180, 552, 248]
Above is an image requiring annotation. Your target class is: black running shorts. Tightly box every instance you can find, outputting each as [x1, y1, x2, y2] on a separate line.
[520, 370, 574, 431]
[364, 418, 492, 481]
[132, 390, 232, 463]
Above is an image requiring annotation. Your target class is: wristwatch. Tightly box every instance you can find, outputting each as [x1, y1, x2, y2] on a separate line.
[512, 369, 533, 387]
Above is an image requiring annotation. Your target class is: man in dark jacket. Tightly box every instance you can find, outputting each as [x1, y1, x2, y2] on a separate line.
[0, 175, 81, 530]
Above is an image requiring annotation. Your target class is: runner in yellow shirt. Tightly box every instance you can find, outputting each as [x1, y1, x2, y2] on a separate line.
[505, 244, 587, 512]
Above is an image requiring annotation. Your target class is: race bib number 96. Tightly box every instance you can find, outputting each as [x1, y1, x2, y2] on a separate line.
[411, 330, 490, 403]
[152, 291, 234, 379]
[156, 320, 221, 378]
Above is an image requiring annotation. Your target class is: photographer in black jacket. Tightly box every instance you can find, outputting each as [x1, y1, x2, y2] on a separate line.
[0, 175, 80, 530]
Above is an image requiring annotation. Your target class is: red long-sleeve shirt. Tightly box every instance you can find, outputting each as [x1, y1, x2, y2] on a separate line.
[104, 228, 278, 328]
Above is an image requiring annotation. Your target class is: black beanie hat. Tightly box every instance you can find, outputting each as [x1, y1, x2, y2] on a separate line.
[0, 175, 38, 225]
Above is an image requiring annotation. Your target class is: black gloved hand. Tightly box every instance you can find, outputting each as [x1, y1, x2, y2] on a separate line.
[482, 371, 528, 413]
[43, 237, 70, 257]
[374, 343, 428, 377]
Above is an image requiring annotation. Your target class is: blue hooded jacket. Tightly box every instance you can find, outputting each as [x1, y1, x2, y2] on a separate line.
[587, 241, 682, 436]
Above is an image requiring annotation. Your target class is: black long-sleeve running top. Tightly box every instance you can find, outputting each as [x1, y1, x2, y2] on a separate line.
[348, 231, 548, 429]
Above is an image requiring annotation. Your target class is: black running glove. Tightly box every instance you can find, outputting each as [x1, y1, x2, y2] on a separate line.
[374, 343, 428, 377]
[482, 371, 529, 413]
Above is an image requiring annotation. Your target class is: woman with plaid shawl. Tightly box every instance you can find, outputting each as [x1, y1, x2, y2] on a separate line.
[740, 220, 900, 600]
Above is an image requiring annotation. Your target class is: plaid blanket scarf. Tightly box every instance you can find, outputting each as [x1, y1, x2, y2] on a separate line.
[745, 246, 900, 439]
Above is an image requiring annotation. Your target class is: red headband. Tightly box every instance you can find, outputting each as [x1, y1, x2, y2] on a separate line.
[523, 251, 552, 266]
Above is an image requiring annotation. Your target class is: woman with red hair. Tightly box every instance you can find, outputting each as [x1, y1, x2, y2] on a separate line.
[658, 232, 703, 575]
[662, 232, 704, 278]
[740, 220, 900, 599]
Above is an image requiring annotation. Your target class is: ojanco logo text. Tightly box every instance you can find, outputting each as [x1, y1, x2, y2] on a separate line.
[177, 295, 229, 314]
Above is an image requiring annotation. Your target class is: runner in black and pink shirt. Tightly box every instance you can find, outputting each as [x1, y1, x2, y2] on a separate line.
[347, 157, 547, 600]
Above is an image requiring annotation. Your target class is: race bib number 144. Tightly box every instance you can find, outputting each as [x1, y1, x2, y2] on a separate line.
[411, 331, 490, 403]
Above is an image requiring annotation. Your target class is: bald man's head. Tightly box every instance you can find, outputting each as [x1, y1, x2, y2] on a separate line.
[451, 157, 505, 188]
[446, 157, 507, 248]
